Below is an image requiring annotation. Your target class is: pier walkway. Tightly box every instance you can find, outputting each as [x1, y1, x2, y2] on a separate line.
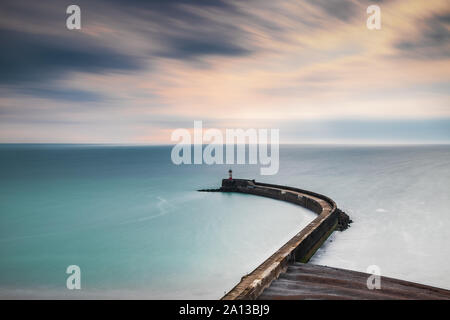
[200, 178, 450, 300]
[258, 263, 450, 300]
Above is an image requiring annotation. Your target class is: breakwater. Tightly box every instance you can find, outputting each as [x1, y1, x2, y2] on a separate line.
[200, 178, 351, 299]
[200, 178, 450, 300]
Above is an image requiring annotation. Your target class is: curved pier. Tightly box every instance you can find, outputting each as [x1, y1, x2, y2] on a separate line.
[200, 178, 450, 300]
[201, 178, 349, 299]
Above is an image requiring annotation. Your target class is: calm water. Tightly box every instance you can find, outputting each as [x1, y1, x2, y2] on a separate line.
[0, 144, 449, 298]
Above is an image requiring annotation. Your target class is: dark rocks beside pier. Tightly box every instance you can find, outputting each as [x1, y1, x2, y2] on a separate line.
[336, 208, 352, 231]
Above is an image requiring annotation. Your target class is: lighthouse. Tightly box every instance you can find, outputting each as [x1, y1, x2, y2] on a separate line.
[228, 169, 233, 180]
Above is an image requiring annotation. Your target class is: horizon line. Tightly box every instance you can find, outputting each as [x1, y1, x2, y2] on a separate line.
[1, 142, 450, 147]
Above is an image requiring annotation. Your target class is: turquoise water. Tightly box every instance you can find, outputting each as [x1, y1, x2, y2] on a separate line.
[0, 144, 316, 299]
[1, 144, 450, 298]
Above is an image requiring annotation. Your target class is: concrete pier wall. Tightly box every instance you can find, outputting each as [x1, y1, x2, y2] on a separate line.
[203, 179, 448, 300]
[219, 179, 346, 300]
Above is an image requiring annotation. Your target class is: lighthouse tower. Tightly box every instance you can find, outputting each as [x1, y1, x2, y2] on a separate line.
[228, 169, 233, 180]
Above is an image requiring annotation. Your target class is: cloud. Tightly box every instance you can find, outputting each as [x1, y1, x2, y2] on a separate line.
[109, 0, 234, 11]
[395, 13, 450, 60]
[15, 87, 104, 102]
[158, 37, 251, 59]
[304, 0, 358, 22]
[0, 0, 449, 143]
[0, 29, 143, 85]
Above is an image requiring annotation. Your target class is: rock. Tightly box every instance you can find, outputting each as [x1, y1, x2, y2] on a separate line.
[336, 208, 352, 231]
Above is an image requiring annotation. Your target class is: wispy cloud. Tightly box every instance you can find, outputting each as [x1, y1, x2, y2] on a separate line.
[0, 0, 449, 143]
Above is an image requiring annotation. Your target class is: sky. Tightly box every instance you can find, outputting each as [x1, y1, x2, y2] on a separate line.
[0, 0, 449, 144]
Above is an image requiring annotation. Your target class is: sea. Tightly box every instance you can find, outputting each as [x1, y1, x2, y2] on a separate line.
[0, 144, 449, 299]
